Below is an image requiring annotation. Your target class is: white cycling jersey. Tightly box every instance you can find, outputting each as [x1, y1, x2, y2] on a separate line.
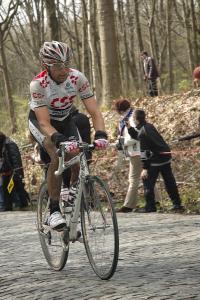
[29, 68, 94, 121]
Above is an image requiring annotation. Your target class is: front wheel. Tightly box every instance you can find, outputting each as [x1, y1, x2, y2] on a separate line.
[37, 182, 69, 271]
[81, 176, 119, 280]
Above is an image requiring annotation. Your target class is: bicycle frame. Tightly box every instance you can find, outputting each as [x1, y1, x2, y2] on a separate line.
[38, 141, 119, 279]
[55, 143, 92, 241]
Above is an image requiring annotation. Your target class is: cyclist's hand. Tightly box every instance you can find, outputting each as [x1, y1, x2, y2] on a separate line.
[94, 130, 108, 150]
[51, 132, 67, 148]
[94, 138, 109, 150]
[64, 140, 78, 153]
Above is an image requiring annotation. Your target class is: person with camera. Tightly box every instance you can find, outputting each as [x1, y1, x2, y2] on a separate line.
[113, 99, 143, 212]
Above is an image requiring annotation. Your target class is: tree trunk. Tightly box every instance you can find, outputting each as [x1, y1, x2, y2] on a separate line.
[148, 0, 157, 59]
[81, 0, 90, 79]
[166, 0, 174, 93]
[87, 0, 102, 103]
[134, 0, 145, 92]
[126, 0, 139, 91]
[45, 0, 60, 40]
[190, 0, 199, 66]
[72, 0, 81, 69]
[134, 0, 144, 52]
[0, 34, 17, 133]
[182, 0, 194, 74]
[116, 0, 125, 91]
[97, 0, 122, 108]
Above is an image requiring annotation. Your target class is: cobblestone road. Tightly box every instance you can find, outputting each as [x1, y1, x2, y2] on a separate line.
[1, 211, 200, 299]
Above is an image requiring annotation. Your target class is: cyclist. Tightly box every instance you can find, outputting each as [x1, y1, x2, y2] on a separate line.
[28, 41, 108, 230]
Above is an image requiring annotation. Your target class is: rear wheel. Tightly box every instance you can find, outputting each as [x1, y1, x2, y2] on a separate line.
[81, 176, 119, 280]
[37, 182, 69, 271]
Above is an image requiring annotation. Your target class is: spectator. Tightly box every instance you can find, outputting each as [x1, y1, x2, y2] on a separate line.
[0, 132, 29, 211]
[114, 99, 141, 213]
[193, 66, 200, 88]
[126, 109, 184, 213]
[0, 176, 4, 211]
[141, 51, 159, 97]
[113, 99, 161, 213]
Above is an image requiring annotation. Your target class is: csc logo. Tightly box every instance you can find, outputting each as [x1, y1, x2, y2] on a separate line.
[32, 93, 44, 99]
[50, 95, 76, 108]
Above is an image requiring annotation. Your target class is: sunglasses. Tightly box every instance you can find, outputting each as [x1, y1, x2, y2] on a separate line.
[50, 62, 70, 70]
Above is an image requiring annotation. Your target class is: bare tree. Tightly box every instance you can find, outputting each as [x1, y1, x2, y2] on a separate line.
[45, 0, 60, 40]
[81, 0, 90, 78]
[134, 0, 145, 91]
[134, 0, 144, 52]
[72, 0, 81, 69]
[87, 0, 102, 102]
[190, 0, 199, 66]
[182, 0, 194, 73]
[0, 0, 19, 133]
[126, 0, 139, 91]
[97, 0, 122, 107]
[166, 0, 174, 93]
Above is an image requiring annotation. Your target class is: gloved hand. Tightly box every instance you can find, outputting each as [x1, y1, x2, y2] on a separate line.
[94, 130, 108, 150]
[51, 132, 67, 148]
[64, 140, 78, 153]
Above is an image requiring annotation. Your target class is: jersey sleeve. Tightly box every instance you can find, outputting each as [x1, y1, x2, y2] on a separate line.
[30, 80, 47, 109]
[77, 71, 94, 100]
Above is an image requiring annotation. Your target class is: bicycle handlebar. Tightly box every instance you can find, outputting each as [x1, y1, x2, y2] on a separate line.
[55, 142, 114, 176]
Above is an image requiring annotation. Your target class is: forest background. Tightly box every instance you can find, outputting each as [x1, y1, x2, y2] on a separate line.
[0, 0, 200, 210]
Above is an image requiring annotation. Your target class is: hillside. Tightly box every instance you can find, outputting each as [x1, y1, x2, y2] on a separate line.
[104, 88, 200, 141]
[17, 88, 200, 212]
[96, 88, 200, 211]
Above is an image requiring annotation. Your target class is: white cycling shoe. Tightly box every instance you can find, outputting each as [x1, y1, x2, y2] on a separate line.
[48, 211, 66, 230]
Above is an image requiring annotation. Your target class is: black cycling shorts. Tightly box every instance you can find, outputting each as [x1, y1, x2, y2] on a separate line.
[28, 110, 80, 147]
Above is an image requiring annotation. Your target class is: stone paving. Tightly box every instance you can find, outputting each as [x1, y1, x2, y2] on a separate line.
[1, 211, 200, 299]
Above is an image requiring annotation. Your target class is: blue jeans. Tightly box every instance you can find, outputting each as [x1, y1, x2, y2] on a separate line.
[143, 163, 181, 211]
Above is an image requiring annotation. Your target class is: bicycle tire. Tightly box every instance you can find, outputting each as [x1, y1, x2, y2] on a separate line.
[81, 176, 119, 280]
[37, 181, 69, 271]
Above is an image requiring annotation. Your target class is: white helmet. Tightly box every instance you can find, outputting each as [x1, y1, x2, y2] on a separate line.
[39, 41, 72, 66]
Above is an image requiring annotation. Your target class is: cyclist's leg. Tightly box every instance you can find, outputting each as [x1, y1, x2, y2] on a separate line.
[62, 116, 80, 185]
[29, 111, 65, 229]
[72, 112, 92, 162]
[29, 110, 61, 201]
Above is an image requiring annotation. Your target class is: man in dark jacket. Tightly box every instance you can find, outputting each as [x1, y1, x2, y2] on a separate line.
[126, 110, 184, 212]
[141, 51, 159, 97]
[0, 132, 29, 211]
